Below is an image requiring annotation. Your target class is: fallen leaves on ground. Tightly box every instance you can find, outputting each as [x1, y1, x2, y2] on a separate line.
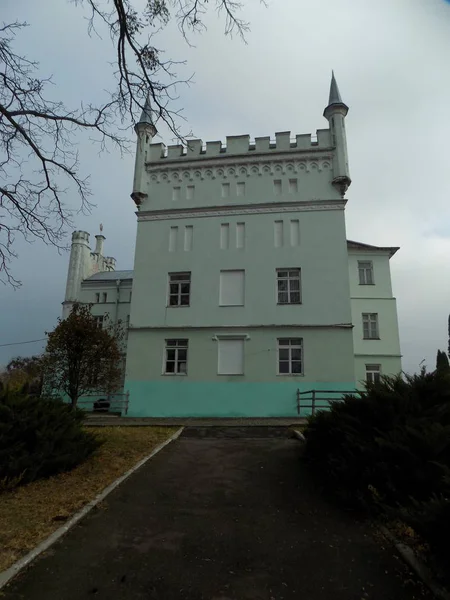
[0, 426, 177, 572]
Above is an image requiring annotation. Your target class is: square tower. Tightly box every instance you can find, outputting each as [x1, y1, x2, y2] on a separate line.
[124, 76, 358, 417]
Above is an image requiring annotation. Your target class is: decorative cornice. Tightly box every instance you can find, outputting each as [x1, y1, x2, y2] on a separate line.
[129, 323, 354, 331]
[146, 147, 334, 170]
[146, 156, 333, 184]
[137, 199, 346, 222]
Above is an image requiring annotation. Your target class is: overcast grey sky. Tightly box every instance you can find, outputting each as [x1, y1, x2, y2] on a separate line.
[1, 0, 450, 372]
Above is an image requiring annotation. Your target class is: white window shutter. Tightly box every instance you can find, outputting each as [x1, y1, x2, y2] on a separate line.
[219, 270, 245, 306]
[218, 339, 244, 374]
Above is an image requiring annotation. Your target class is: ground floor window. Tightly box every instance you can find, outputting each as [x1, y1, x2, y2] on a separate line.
[366, 364, 381, 384]
[164, 339, 188, 374]
[277, 338, 303, 375]
[93, 315, 104, 329]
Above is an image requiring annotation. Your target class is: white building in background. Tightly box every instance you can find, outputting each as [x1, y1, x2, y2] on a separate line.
[62, 74, 402, 417]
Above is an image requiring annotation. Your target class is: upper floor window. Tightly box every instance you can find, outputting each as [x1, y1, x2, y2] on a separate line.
[95, 293, 100, 303]
[358, 261, 374, 285]
[366, 364, 381, 384]
[168, 272, 191, 306]
[102, 292, 108, 303]
[277, 338, 303, 375]
[362, 313, 379, 339]
[277, 269, 301, 304]
[164, 339, 188, 374]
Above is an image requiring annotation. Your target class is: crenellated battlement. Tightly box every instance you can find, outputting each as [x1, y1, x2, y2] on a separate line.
[148, 129, 332, 162]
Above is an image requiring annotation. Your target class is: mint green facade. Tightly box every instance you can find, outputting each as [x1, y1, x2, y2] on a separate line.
[125, 381, 356, 418]
[124, 326, 357, 416]
[62, 76, 402, 418]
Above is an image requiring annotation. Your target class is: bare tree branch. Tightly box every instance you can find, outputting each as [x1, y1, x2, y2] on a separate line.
[1, 0, 258, 285]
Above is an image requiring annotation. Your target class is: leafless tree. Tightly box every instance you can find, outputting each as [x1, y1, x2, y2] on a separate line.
[1, 0, 255, 286]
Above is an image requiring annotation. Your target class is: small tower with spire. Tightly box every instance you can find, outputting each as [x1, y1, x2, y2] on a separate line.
[131, 94, 157, 207]
[323, 72, 351, 197]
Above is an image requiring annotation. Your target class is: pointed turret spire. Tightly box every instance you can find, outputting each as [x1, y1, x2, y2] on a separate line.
[324, 71, 348, 117]
[322, 72, 351, 196]
[328, 71, 342, 105]
[134, 94, 157, 135]
[138, 94, 153, 125]
[132, 92, 157, 207]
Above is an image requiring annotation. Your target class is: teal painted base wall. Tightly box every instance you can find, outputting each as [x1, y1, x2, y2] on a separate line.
[124, 380, 357, 418]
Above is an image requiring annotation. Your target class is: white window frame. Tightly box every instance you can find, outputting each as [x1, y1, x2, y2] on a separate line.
[95, 293, 100, 303]
[366, 364, 381, 384]
[277, 269, 301, 304]
[102, 292, 108, 303]
[163, 339, 188, 375]
[362, 313, 379, 339]
[93, 315, 104, 329]
[168, 272, 191, 307]
[277, 338, 303, 375]
[358, 261, 374, 285]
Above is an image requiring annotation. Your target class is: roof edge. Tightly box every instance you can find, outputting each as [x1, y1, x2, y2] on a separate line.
[347, 239, 399, 258]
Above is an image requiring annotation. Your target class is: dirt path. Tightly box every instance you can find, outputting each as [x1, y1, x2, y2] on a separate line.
[3, 427, 431, 599]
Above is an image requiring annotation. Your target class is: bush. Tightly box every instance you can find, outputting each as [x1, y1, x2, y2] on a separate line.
[303, 370, 450, 564]
[0, 389, 101, 490]
[400, 494, 450, 556]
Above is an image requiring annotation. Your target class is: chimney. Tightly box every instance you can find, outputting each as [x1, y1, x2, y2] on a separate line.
[94, 234, 105, 255]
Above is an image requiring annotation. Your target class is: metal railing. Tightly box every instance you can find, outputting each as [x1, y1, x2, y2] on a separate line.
[77, 391, 130, 415]
[296, 389, 361, 416]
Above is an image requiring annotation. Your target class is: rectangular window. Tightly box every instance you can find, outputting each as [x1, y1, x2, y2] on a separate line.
[358, 261, 374, 285]
[95, 293, 100, 303]
[366, 364, 381, 384]
[169, 226, 178, 252]
[164, 339, 188, 374]
[274, 220, 284, 247]
[236, 182, 245, 197]
[274, 180, 282, 196]
[277, 269, 301, 304]
[168, 272, 191, 307]
[220, 223, 230, 250]
[221, 183, 230, 198]
[218, 339, 244, 375]
[93, 316, 104, 329]
[362, 313, 379, 339]
[186, 185, 195, 200]
[277, 338, 303, 375]
[236, 222, 245, 249]
[219, 270, 245, 306]
[172, 186, 181, 202]
[129, 291, 132, 302]
[289, 179, 298, 194]
[184, 225, 193, 251]
[102, 293, 107, 303]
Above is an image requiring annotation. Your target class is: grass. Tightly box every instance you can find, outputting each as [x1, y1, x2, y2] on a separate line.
[0, 426, 178, 573]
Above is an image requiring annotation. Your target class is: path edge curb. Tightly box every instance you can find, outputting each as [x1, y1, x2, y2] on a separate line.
[0, 427, 184, 591]
[292, 429, 306, 442]
[379, 525, 450, 600]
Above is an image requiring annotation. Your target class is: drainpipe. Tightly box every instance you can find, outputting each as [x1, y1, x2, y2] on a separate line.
[115, 279, 121, 324]
[110, 278, 122, 405]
